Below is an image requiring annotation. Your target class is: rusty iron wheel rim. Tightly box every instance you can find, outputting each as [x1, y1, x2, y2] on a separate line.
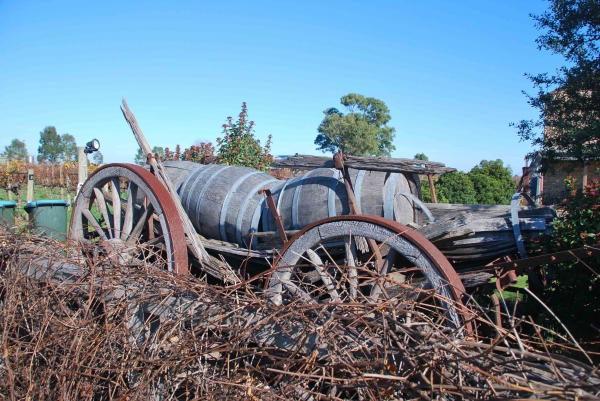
[69, 163, 188, 275]
[270, 215, 472, 333]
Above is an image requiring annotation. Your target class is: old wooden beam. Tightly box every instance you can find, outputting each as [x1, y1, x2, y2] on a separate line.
[272, 155, 456, 175]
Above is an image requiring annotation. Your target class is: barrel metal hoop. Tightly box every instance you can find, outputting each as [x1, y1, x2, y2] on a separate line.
[252, 198, 267, 249]
[511, 192, 528, 259]
[219, 170, 262, 242]
[383, 173, 400, 219]
[183, 164, 219, 214]
[262, 182, 285, 232]
[236, 179, 280, 246]
[292, 169, 317, 230]
[328, 169, 341, 217]
[354, 170, 366, 213]
[194, 166, 231, 231]
[396, 191, 436, 222]
[179, 165, 206, 201]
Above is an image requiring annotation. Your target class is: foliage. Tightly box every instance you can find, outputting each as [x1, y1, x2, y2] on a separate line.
[36, 127, 78, 163]
[4, 139, 28, 161]
[92, 151, 104, 165]
[514, 0, 600, 170]
[134, 146, 166, 165]
[216, 102, 273, 172]
[37, 126, 62, 163]
[61, 134, 77, 162]
[164, 143, 217, 164]
[434, 172, 476, 204]
[426, 160, 514, 205]
[468, 159, 515, 204]
[314, 94, 396, 157]
[420, 179, 432, 203]
[535, 176, 600, 350]
[414, 153, 428, 161]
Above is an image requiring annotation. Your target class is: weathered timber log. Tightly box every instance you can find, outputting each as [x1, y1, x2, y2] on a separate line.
[272, 154, 456, 175]
[417, 211, 472, 241]
[425, 203, 556, 221]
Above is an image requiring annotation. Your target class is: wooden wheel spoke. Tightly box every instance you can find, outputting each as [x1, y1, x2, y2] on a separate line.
[93, 187, 113, 239]
[282, 280, 317, 305]
[344, 235, 358, 300]
[82, 209, 108, 241]
[145, 235, 165, 247]
[128, 204, 154, 243]
[370, 248, 397, 302]
[121, 182, 138, 240]
[111, 178, 122, 238]
[306, 249, 340, 302]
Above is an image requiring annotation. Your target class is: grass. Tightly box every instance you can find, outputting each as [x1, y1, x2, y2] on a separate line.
[491, 274, 528, 302]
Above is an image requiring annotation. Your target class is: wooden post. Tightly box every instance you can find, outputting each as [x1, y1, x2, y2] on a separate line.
[7, 175, 13, 201]
[60, 164, 65, 200]
[583, 162, 589, 189]
[26, 169, 34, 203]
[78, 147, 88, 186]
[427, 174, 438, 203]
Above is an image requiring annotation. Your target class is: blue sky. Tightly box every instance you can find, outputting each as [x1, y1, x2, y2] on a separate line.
[0, 1, 559, 173]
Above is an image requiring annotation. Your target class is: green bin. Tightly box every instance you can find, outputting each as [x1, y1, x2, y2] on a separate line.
[25, 200, 69, 241]
[0, 201, 17, 231]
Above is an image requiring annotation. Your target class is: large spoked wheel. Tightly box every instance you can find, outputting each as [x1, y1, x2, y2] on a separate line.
[268, 215, 471, 333]
[69, 164, 188, 274]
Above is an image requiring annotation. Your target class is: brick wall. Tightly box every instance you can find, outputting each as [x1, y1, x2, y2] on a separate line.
[542, 161, 600, 204]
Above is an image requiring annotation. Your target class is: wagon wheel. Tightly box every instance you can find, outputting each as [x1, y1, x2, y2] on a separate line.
[69, 163, 188, 274]
[268, 215, 472, 332]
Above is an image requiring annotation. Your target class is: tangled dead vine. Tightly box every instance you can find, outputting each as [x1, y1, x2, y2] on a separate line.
[0, 229, 598, 400]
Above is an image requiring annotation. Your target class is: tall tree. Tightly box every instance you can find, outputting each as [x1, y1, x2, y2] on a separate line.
[61, 134, 77, 162]
[37, 126, 62, 163]
[414, 153, 429, 161]
[514, 0, 600, 169]
[4, 139, 28, 161]
[92, 151, 104, 165]
[315, 94, 396, 157]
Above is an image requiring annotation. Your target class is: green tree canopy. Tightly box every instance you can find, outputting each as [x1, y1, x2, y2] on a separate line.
[435, 172, 477, 204]
[468, 160, 515, 205]
[4, 139, 28, 161]
[315, 94, 396, 156]
[514, 0, 600, 169]
[37, 126, 62, 163]
[414, 153, 428, 161]
[426, 159, 514, 205]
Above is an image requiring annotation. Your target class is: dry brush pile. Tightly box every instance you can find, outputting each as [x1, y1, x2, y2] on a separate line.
[0, 229, 599, 400]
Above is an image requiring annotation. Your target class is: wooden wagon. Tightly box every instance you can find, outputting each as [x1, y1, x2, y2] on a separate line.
[68, 102, 595, 336]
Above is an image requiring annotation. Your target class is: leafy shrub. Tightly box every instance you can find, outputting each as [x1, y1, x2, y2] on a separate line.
[216, 102, 273, 172]
[537, 176, 600, 350]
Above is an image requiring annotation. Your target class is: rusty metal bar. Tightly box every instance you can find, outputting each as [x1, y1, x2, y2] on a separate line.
[486, 246, 600, 276]
[259, 188, 288, 244]
[427, 174, 438, 203]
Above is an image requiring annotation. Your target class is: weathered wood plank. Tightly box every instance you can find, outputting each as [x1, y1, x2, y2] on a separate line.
[416, 212, 472, 241]
[272, 155, 456, 175]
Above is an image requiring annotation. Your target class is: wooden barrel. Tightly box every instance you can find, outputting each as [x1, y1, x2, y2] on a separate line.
[160, 162, 423, 248]
[161, 162, 281, 248]
[263, 168, 423, 232]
